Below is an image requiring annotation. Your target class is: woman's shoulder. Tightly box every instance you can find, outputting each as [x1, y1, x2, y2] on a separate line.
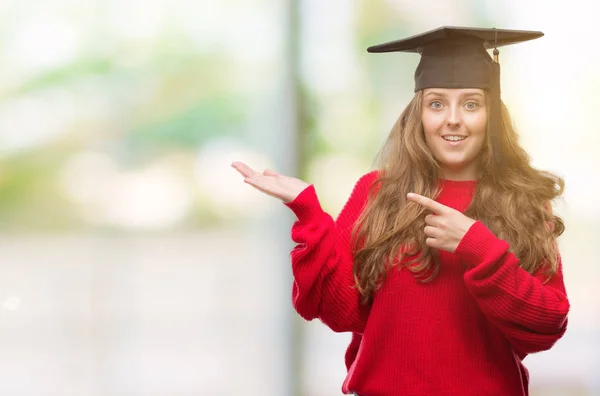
[356, 169, 381, 186]
[345, 170, 383, 203]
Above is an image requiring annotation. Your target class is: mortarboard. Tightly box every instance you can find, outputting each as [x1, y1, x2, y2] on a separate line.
[366, 26, 543, 92]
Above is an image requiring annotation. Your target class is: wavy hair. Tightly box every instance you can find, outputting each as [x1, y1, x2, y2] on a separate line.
[352, 90, 564, 303]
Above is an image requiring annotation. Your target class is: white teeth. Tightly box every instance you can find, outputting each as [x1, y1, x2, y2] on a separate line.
[443, 136, 466, 141]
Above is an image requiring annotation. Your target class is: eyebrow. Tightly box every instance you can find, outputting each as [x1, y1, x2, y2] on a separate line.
[424, 91, 484, 98]
[424, 91, 446, 98]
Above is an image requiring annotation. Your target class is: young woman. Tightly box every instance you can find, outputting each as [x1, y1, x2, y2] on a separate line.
[232, 27, 569, 396]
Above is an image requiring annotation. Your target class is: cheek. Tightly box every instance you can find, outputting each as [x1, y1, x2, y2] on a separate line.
[422, 112, 444, 140]
[468, 111, 488, 136]
[422, 123, 434, 142]
[476, 119, 487, 136]
[466, 115, 487, 155]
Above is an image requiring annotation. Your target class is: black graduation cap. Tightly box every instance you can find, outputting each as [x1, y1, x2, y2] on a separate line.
[367, 26, 543, 92]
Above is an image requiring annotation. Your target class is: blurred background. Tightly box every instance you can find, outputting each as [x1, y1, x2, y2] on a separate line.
[0, 0, 598, 395]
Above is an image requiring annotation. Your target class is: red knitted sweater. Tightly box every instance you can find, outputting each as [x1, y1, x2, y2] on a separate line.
[284, 171, 569, 396]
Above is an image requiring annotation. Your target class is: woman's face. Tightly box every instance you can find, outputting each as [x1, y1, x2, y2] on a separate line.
[421, 88, 487, 181]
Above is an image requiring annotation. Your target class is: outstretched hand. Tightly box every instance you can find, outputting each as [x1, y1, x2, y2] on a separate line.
[406, 192, 476, 253]
[231, 161, 310, 203]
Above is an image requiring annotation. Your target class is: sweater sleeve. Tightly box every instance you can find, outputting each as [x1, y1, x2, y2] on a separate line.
[283, 171, 378, 333]
[455, 221, 570, 355]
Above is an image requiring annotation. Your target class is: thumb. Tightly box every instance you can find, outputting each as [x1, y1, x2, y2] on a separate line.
[263, 169, 279, 176]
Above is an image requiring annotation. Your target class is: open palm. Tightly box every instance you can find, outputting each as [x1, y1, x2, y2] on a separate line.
[231, 161, 310, 203]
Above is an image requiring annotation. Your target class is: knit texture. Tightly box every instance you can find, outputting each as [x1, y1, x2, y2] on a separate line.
[284, 171, 569, 396]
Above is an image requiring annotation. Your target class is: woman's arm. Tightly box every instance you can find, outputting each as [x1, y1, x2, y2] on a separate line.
[456, 221, 569, 355]
[284, 171, 378, 333]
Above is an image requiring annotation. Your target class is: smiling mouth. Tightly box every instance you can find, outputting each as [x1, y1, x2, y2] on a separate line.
[442, 135, 467, 142]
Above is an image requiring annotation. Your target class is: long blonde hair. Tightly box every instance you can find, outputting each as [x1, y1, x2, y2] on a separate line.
[352, 91, 564, 302]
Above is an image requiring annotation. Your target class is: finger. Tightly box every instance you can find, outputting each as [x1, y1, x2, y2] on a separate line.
[244, 174, 271, 191]
[423, 226, 441, 238]
[263, 169, 280, 177]
[243, 177, 282, 199]
[424, 214, 442, 226]
[231, 161, 259, 178]
[407, 193, 450, 214]
[425, 237, 439, 249]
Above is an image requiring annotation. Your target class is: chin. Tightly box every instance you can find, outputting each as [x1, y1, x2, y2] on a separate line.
[439, 158, 468, 168]
[439, 156, 479, 176]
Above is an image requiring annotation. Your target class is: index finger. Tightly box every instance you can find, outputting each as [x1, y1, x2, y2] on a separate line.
[231, 161, 259, 178]
[406, 192, 450, 214]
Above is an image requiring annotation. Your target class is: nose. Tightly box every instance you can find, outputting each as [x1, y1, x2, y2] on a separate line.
[446, 107, 462, 128]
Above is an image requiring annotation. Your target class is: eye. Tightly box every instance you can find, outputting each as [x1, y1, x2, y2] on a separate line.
[429, 100, 443, 109]
[464, 101, 479, 110]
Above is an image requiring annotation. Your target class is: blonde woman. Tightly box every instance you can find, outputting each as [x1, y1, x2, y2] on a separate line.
[232, 27, 569, 396]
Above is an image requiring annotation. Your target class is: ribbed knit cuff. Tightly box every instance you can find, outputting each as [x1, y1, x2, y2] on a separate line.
[455, 220, 504, 268]
[284, 185, 325, 221]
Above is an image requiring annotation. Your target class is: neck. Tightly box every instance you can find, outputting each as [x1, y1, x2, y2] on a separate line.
[439, 163, 479, 181]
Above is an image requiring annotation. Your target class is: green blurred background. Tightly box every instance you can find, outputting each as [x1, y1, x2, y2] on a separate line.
[0, 0, 598, 395]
